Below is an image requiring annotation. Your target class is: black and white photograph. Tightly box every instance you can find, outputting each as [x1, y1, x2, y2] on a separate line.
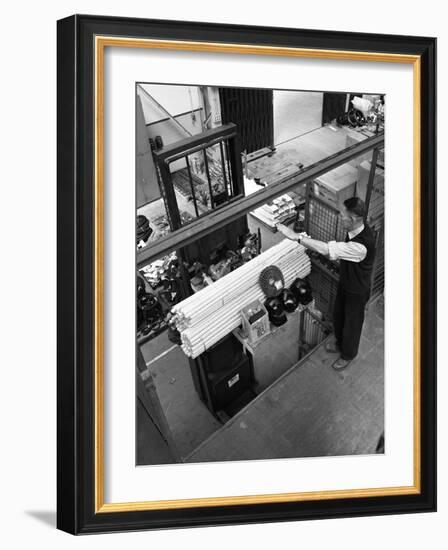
[0, 0, 441, 543]
[135, 83, 385, 465]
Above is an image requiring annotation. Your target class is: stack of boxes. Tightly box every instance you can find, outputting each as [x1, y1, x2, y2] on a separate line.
[252, 194, 296, 228]
[345, 129, 375, 169]
[308, 164, 358, 244]
[312, 163, 358, 210]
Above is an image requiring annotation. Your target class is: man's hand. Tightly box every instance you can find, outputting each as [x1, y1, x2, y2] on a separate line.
[277, 224, 309, 243]
[276, 223, 298, 240]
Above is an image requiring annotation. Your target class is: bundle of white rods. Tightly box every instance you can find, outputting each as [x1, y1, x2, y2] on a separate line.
[171, 239, 311, 359]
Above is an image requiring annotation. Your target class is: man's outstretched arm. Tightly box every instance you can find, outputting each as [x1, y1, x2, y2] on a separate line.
[276, 223, 366, 262]
[277, 223, 329, 256]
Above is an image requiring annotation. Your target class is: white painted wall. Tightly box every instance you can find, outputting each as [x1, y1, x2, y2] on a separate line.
[274, 90, 323, 145]
[139, 84, 202, 120]
[137, 83, 205, 166]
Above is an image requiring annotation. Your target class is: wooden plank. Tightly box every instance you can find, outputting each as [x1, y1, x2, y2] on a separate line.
[245, 146, 273, 163]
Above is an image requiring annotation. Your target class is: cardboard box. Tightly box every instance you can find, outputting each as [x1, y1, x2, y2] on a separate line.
[357, 160, 384, 203]
[345, 130, 375, 169]
[313, 163, 357, 209]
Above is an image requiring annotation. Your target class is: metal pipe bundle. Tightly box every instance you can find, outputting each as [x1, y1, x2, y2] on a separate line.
[172, 239, 311, 358]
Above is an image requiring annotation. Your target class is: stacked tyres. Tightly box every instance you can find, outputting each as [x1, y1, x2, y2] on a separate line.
[347, 108, 366, 127]
[264, 297, 287, 327]
[290, 278, 313, 305]
[337, 108, 365, 128]
[279, 289, 298, 312]
[136, 215, 153, 244]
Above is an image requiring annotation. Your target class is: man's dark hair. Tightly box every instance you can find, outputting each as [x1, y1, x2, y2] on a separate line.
[344, 197, 366, 218]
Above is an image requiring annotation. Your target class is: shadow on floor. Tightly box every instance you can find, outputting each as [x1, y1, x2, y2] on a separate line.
[140, 331, 222, 461]
[25, 510, 56, 528]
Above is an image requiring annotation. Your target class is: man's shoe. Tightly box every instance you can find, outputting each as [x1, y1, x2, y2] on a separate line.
[332, 357, 351, 371]
[325, 340, 339, 353]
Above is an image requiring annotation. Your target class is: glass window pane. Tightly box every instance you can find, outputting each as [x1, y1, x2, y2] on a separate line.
[168, 156, 207, 223]
[204, 143, 229, 205]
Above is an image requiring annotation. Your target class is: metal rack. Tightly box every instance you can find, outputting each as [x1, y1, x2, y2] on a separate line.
[369, 222, 385, 300]
[363, 153, 385, 301]
[307, 258, 340, 320]
[306, 192, 346, 243]
[298, 307, 331, 359]
[304, 146, 385, 310]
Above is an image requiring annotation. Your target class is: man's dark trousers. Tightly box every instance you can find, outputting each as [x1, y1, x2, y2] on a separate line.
[333, 284, 369, 360]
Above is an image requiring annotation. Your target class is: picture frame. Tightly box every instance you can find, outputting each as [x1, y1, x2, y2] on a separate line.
[57, 14, 436, 534]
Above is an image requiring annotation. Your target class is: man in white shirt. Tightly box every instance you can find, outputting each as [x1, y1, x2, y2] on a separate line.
[278, 197, 376, 370]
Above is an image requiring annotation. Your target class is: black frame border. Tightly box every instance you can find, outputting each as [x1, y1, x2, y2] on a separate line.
[57, 14, 436, 534]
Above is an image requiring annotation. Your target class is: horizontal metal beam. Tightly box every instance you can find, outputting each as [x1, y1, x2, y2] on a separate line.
[152, 123, 237, 163]
[137, 132, 384, 268]
[160, 134, 238, 164]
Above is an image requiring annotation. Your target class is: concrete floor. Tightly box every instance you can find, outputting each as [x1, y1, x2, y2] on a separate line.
[136, 399, 177, 464]
[140, 331, 222, 461]
[138, 295, 384, 464]
[186, 295, 384, 463]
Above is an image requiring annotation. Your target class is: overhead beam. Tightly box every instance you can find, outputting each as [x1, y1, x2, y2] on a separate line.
[137, 132, 384, 268]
